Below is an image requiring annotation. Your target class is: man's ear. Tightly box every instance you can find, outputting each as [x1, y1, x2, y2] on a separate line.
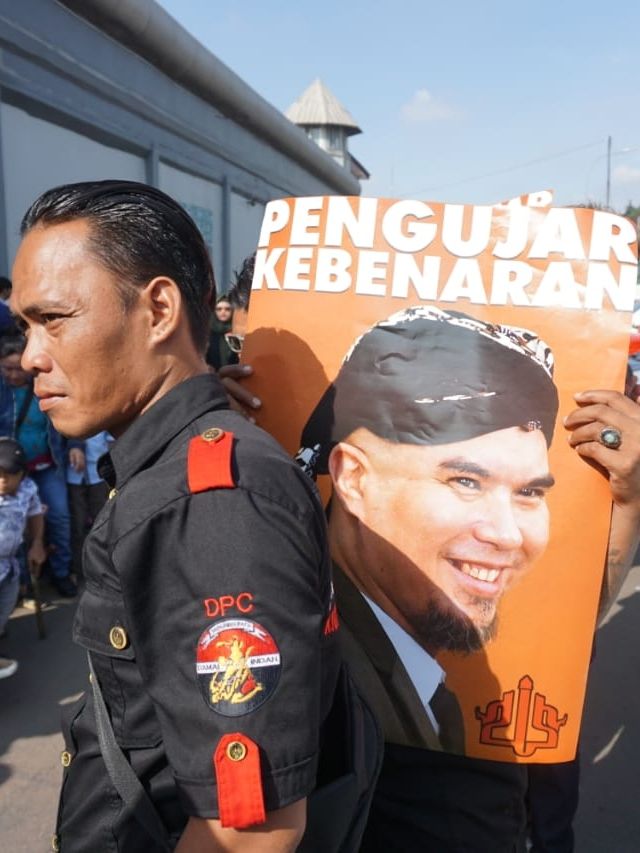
[328, 441, 370, 521]
[140, 276, 182, 345]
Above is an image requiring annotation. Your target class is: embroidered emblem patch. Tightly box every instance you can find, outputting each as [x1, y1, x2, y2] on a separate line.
[196, 619, 281, 716]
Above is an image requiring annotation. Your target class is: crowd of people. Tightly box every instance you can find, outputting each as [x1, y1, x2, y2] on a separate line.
[0, 294, 90, 677]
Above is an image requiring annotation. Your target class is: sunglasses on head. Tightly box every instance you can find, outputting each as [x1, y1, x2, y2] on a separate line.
[225, 333, 244, 354]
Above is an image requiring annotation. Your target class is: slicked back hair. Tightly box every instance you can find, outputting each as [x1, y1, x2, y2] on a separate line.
[20, 181, 216, 351]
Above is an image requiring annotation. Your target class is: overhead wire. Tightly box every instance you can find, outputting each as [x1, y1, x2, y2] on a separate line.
[401, 139, 606, 197]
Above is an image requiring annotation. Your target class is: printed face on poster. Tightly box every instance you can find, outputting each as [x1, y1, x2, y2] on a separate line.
[241, 193, 638, 762]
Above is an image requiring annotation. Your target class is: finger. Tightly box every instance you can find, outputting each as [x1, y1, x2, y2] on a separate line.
[574, 389, 625, 403]
[567, 423, 608, 447]
[220, 377, 261, 410]
[227, 395, 248, 417]
[566, 422, 639, 457]
[571, 439, 616, 470]
[564, 403, 628, 430]
[574, 389, 639, 416]
[218, 364, 253, 381]
[564, 397, 640, 430]
[225, 395, 257, 423]
[570, 427, 640, 482]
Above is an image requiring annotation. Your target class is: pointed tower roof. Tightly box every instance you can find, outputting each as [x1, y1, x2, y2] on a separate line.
[286, 79, 361, 136]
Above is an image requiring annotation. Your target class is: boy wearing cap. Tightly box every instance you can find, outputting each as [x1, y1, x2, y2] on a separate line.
[0, 437, 46, 678]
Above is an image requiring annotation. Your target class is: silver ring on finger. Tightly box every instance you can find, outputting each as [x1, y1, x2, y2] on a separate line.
[599, 426, 622, 450]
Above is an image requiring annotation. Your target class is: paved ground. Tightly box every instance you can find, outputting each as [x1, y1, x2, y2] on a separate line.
[1, 569, 639, 852]
[0, 585, 84, 853]
[573, 563, 640, 852]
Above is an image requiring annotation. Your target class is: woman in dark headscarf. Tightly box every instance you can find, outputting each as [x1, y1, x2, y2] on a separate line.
[205, 296, 238, 370]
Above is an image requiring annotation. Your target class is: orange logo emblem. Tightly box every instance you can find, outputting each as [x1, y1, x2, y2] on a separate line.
[475, 675, 567, 758]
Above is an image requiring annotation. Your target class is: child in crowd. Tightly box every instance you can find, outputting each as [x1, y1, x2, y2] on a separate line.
[0, 437, 46, 678]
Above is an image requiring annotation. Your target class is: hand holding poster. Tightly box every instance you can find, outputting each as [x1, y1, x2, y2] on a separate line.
[242, 194, 638, 762]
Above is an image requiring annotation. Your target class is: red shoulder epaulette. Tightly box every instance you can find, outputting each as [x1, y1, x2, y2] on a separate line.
[188, 429, 236, 493]
[214, 733, 266, 828]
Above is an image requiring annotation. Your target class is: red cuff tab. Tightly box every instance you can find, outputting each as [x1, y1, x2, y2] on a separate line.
[214, 733, 266, 828]
[323, 602, 340, 635]
[188, 431, 235, 493]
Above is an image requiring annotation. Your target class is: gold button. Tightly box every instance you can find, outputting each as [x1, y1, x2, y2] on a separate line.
[51, 835, 60, 852]
[60, 750, 73, 768]
[108, 488, 118, 500]
[109, 626, 129, 650]
[202, 428, 224, 443]
[226, 740, 247, 761]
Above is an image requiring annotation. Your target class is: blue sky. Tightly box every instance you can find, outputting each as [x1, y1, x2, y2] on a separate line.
[156, 0, 640, 212]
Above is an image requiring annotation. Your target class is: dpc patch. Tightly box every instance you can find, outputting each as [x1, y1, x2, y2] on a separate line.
[196, 619, 281, 716]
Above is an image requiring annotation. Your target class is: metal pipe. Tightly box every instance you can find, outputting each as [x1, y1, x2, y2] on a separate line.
[606, 135, 611, 208]
[57, 0, 361, 195]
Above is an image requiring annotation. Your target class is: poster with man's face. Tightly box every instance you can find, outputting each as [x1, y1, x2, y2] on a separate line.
[241, 193, 637, 762]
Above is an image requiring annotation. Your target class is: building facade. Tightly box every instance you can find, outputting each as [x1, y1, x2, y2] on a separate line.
[0, 0, 360, 287]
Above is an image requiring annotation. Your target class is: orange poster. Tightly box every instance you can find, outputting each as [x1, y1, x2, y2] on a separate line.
[241, 193, 638, 762]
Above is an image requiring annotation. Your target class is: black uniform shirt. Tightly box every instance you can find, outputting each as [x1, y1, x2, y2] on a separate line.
[57, 374, 340, 850]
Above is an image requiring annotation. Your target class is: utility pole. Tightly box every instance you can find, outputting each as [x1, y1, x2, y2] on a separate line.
[606, 135, 612, 208]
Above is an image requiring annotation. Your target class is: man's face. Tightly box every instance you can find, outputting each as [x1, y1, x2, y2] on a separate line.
[347, 426, 553, 653]
[0, 353, 31, 387]
[11, 220, 156, 438]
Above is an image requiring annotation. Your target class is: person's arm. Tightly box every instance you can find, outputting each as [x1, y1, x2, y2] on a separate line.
[175, 800, 306, 853]
[564, 389, 640, 621]
[217, 364, 261, 420]
[116, 448, 332, 842]
[68, 446, 86, 474]
[600, 503, 640, 619]
[26, 512, 46, 577]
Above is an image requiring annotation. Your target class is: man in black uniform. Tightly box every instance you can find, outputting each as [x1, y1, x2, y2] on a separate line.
[11, 182, 377, 852]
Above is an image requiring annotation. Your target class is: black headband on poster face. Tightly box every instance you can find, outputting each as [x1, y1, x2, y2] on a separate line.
[295, 307, 559, 479]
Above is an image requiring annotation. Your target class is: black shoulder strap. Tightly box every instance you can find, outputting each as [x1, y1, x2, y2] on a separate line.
[87, 653, 172, 851]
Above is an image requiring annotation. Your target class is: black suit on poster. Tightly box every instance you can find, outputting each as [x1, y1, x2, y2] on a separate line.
[333, 566, 528, 853]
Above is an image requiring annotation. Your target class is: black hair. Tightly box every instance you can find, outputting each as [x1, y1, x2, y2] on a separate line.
[227, 252, 255, 311]
[0, 277, 11, 297]
[0, 335, 26, 359]
[0, 437, 27, 474]
[21, 181, 216, 351]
